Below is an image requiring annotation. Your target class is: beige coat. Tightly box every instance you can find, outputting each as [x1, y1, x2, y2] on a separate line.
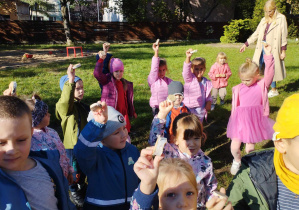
[247, 13, 288, 82]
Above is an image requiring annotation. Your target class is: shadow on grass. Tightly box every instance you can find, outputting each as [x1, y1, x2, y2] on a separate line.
[281, 78, 299, 92]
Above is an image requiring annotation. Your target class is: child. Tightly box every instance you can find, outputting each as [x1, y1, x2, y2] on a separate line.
[208, 52, 232, 110]
[94, 51, 137, 133]
[227, 44, 275, 175]
[56, 64, 90, 207]
[183, 49, 213, 122]
[74, 102, 140, 209]
[227, 93, 299, 209]
[164, 81, 190, 141]
[149, 100, 217, 209]
[0, 96, 75, 210]
[130, 149, 232, 210]
[26, 94, 74, 182]
[148, 41, 173, 116]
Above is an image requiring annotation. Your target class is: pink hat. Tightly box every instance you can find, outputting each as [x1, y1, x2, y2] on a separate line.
[110, 58, 124, 73]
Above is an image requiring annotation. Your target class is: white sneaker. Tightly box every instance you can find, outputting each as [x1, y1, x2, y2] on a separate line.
[268, 90, 279, 98]
[230, 160, 241, 175]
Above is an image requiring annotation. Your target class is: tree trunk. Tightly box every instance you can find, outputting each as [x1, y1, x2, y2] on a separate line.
[60, 1, 73, 46]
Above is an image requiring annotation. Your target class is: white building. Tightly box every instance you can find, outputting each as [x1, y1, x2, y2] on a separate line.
[31, 0, 62, 21]
[102, 0, 125, 22]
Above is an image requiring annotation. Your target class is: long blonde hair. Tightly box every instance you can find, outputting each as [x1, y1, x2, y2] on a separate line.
[264, 0, 278, 23]
[157, 158, 198, 198]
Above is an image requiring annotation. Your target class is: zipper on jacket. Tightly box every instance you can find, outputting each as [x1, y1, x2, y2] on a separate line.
[117, 150, 128, 204]
[248, 173, 270, 209]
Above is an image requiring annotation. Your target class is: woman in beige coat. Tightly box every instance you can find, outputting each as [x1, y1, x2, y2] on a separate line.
[240, 0, 288, 98]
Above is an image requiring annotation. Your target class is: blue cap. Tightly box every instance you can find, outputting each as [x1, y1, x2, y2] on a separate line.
[59, 75, 82, 91]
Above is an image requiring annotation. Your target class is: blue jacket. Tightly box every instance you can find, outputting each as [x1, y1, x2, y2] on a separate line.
[0, 150, 75, 210]
[74, 119, 140, 208]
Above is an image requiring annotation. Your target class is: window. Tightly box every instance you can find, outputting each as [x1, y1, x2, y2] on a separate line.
[49, 16, 56, 21]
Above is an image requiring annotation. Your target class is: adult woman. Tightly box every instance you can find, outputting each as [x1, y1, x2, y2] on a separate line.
[240, 0, 288, 98]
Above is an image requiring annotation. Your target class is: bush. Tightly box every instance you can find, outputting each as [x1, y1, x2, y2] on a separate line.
[220, 19, 252, 43]
[288, 20, 299, 38]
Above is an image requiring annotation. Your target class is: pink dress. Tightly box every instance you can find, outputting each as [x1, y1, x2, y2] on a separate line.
[227, 82, 274, 143]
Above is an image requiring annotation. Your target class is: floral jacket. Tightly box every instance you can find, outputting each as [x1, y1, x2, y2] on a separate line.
[148, 117, 218, 208]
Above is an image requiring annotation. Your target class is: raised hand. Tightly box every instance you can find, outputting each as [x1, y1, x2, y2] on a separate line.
[92, 101, 108, 124]
[157, 100, 174, 120]
[98, 50, 106, 60]
[153, 43, 159, 57]
[103, 42, 110, 53]
[185, 49, 193, 63]
[67, 64, 75, 83]
[206, 188, 233, 210]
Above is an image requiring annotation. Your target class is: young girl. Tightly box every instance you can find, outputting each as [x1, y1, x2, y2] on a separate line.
[208, 52, 232, 110]
[148, 101, 217, 209]
[183, 49, 213, 122]
[130, 149, 232, 210]
[74, 101, 140, 209]
[227, 44, 275, 175]
[26, 94, 74, 183]
[94, 51, 137, 133]
[148, 42, 173, 116]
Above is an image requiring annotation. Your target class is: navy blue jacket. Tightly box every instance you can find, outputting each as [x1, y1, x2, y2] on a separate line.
[74, 119, 140, 208]
[0, 150, 75, 210]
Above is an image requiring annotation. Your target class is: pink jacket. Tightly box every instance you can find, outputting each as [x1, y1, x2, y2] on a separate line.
[182, 62, 213, 108]
[94, 59, 135, 117]
[231, 54, 275, 117]
[208, 62, 232, 89]
[148, 56, 172, 108]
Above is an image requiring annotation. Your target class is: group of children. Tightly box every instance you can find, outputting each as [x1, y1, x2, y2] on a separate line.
[0, 40, 298, 210]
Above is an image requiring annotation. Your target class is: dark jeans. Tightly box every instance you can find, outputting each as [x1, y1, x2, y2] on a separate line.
[66, 149, 87, 192]
[83, 202, 130, 210]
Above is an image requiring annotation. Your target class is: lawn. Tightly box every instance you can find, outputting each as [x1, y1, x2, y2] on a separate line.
[1, 40, 299, 188]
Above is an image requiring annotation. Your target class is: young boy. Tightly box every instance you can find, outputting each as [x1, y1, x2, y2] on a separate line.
[74, 102, 140, 209]
[0, 96, 75, 210]
[56, 64, 90, 207]
[164, 81, 190, 141]
[227, 93, 299, 209]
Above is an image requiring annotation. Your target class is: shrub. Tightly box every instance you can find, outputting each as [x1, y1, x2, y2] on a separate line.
[288, 20, 299, 38]
[220, 19, 252, 43]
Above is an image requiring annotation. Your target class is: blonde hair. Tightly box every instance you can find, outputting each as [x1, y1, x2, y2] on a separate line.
[191, 57, 206, 69]
[239, 58, 259, 78]
[172, 113, 207, 146]
[264, 0, 278, 23]
[157, 158, 198, 197]
[216, 52, 227, 63]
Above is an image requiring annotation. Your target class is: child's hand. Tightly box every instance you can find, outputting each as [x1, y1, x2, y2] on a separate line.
[134, 147, 164, 195]
[92, 101, 108, 124]
[103, 42, 110, 53]
[98, 50, 106, 60]
[67, 64, 75, 83]
[67, 172, 73, 185]
[206, 188, 233, 210]
[157, 100, 174, 120]
[263, 44, 272, 55]
[186, 49, 193, 59]
[3, 89, 11, 96]
[153, 43, 159, 57]
[221, 74, 226, 78]
[240, 44, 246, 53]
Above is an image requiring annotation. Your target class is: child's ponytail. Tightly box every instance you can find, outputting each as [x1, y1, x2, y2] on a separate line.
[239, 58, 259, 76]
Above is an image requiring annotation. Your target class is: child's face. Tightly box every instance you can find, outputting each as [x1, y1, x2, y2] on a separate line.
[281, 136, 299, 175]
[174, 94, 184, 107]
[113, 70, 124, 81]
[159, 174, 197, 210]
[240, 72, 258, 87]
[102, 126, 128, 150]
[191, 64, 205, 81]
[158, 65, 167, 79]
[176, 129, 201, 156]
[74, 80, 84, 100]
[0, 115, 33, 171]
[36, 112, 50, 129]
[218, 57, 226, 65]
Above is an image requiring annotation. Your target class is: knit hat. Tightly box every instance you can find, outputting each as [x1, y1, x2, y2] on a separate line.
[87, 106, 126, 139]
[32, 99, 48, 127]
[109, 58, 124, 73]
[273, 93, 299, 141]
[59, 75, 82, 91]
[168, 81, 184, 96]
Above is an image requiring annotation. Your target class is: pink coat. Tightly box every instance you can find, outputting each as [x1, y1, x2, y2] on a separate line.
[94, 59, 135, 117]
[208, 62, 232, 89]
[232, 54, 275, 117]
[148, 56, 172, 108]
[182, 62, 213, 108]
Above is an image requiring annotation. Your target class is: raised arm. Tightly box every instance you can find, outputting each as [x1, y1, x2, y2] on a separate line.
[182, 49, 194, 83]
[94, 55, 109, 86]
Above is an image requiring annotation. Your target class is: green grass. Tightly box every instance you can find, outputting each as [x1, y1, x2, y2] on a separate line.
[1, 40, 299, 189]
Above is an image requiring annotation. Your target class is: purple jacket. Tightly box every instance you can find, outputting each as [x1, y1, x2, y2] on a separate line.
[148, 56, 172, 108]
[94, 59, 135, 117]
[182, 62, 213, 108]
